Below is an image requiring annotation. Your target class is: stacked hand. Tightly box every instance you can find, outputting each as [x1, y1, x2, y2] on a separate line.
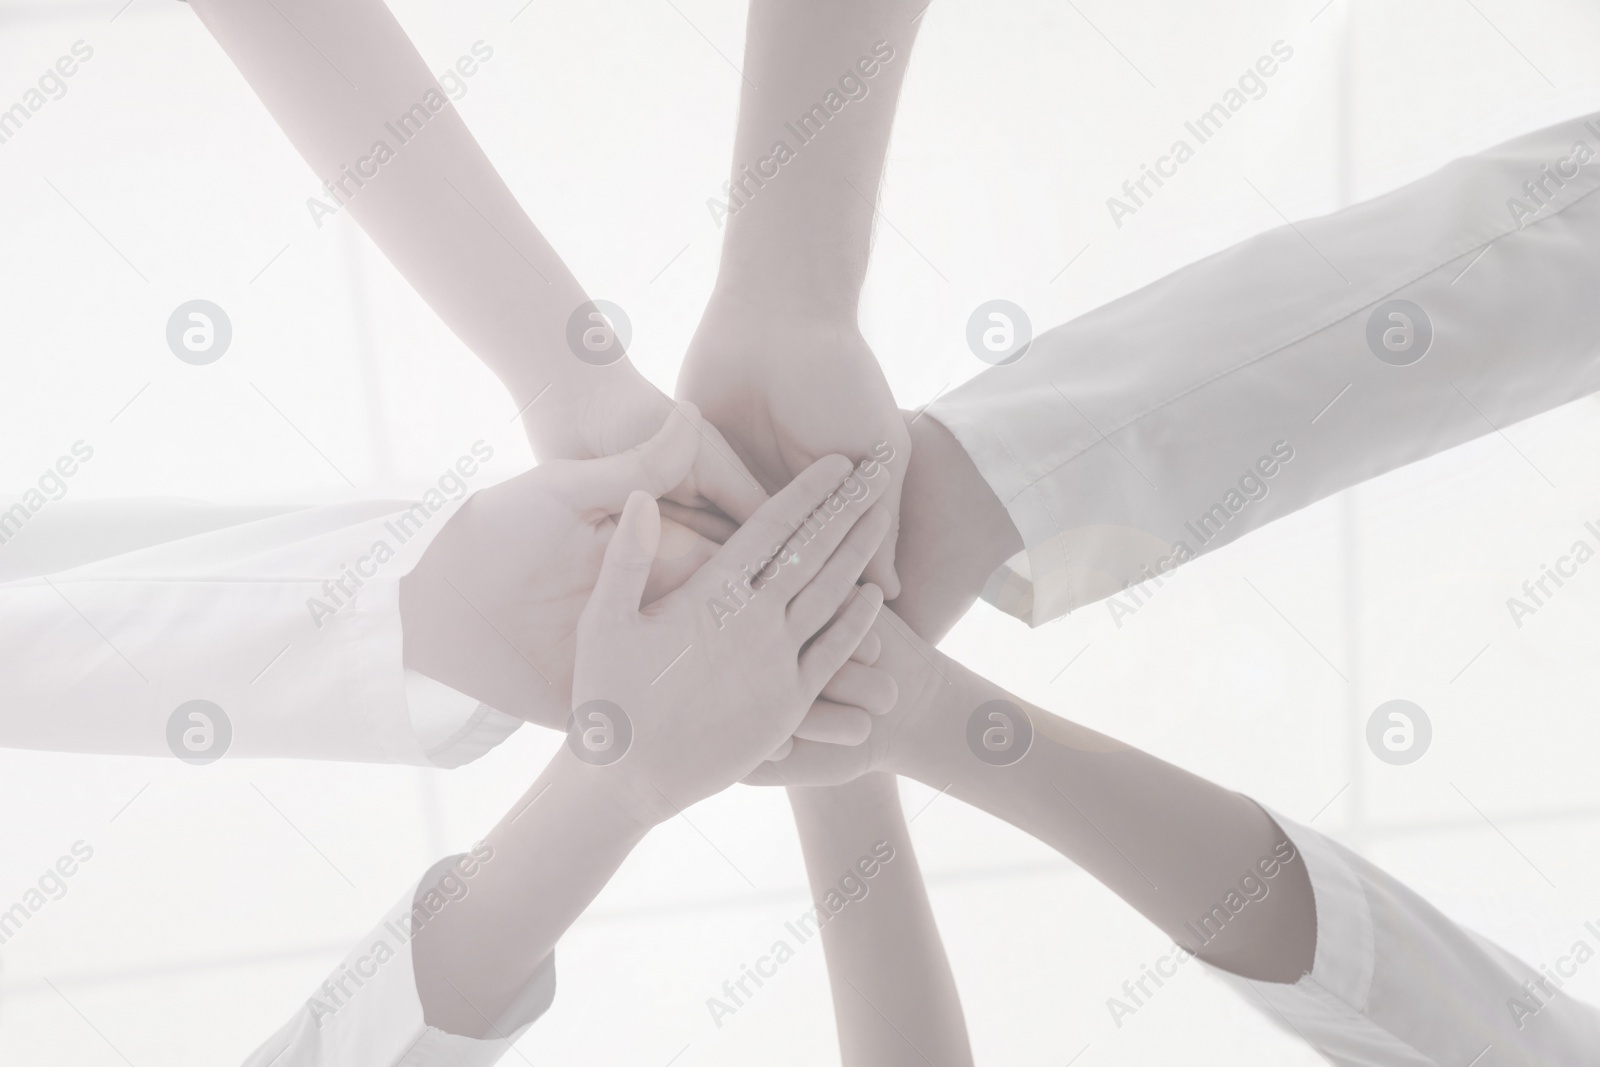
[533, 367, 771, 527]
[401, 404, 896, 753]
[569, 454, 893, 824]
[680, 296, 912, 600]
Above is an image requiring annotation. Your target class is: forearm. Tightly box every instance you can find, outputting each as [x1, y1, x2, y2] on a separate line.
[875, 613, 1317, 983]
[887, 432, 1303, 980]
[788, 775, 972, 1067]
[778, 410, 985, 1065]
[780, 413, 995, 1066]
[187, 0, 661, 457]
[411, 748, 651, 1036]
[713, 0, 924, 319]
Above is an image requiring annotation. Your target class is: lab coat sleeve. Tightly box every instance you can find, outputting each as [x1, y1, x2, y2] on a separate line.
[931, 109, 1600, 626]
[1211, 811, 1600, 1066]
[242, 853, 557, 1067]
[0, 495, 518, 765]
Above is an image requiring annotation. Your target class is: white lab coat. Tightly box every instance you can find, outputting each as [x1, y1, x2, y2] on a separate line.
[0, 495, 520, 766]
[0, 494, 541, 1063]
[932, 108, 1600, 627]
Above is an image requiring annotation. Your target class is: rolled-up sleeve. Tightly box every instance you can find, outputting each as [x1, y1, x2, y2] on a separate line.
[244, 854, 557, 1067]
[1213, 812, 1600, 1066]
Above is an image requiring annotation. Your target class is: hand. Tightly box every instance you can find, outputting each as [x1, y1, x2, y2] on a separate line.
[540, 369, 769, 527]
[678, 298, 911, 599]
[569, 455, 891, 824]
[401, 405, 731, 728]
[745, 412, 1025, 786]
[741, 604, 953, 789]
[401, 405, 890, 737]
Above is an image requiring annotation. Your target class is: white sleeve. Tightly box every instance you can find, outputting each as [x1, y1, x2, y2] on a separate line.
[242, 853, 557, 1067]
[403, 669, 522, 770]
[0, 495, 518, 765]
[930, 109, 1600, 626]
[1210, 811, 1600, 1066]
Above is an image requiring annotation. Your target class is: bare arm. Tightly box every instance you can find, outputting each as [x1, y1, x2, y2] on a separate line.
[673, 2, 973, 1062]
[411, 747, 646, 1036]
[713, 0, 921, 316]
[186, 0, 672, 465]
[680, 0, 926, 597]
[754, 605, 1320, 984]
[190, 0, 770, 722]
[789, 775, 971, 1067]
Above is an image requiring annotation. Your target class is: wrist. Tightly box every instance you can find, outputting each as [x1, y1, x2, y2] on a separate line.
[525, 361, 667, 463]
[544, 746, 664, 842]
[690, 294, 870, 376]
[787, 772, 901, 830]
[704, 263, 863, 329]
[880, 645, 974, 786]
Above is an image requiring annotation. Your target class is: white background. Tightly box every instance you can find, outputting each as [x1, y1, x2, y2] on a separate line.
[3, 0, 1600, 1063]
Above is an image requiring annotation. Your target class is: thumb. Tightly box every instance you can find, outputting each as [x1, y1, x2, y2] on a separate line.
[558, 403, 697, 516]
[589, 490, 661, 619]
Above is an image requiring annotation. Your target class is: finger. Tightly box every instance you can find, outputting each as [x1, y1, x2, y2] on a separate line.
[669, 402, 769, 523]
[643, 521, 719, 604]
[792, 700, 873, 746]
[767, 468, 892, 601]
[657, 500, 738, 545]
[716, 455, 889, 603]
[741, 738, 871, 788]
[716, 453, 852, 566]
[798, 583, 884, 696]
[554, 406, 697, 516]
[786, 504, 889, 637]
[819, 661, 898, 717]
[767, 737, 794, 763]
[586, 490, 660, 621]
[850, 628, 882, 666]
[861, 472, 905, 600]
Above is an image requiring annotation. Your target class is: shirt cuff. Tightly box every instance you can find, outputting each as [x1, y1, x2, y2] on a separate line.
[403, 671, 522, 769]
